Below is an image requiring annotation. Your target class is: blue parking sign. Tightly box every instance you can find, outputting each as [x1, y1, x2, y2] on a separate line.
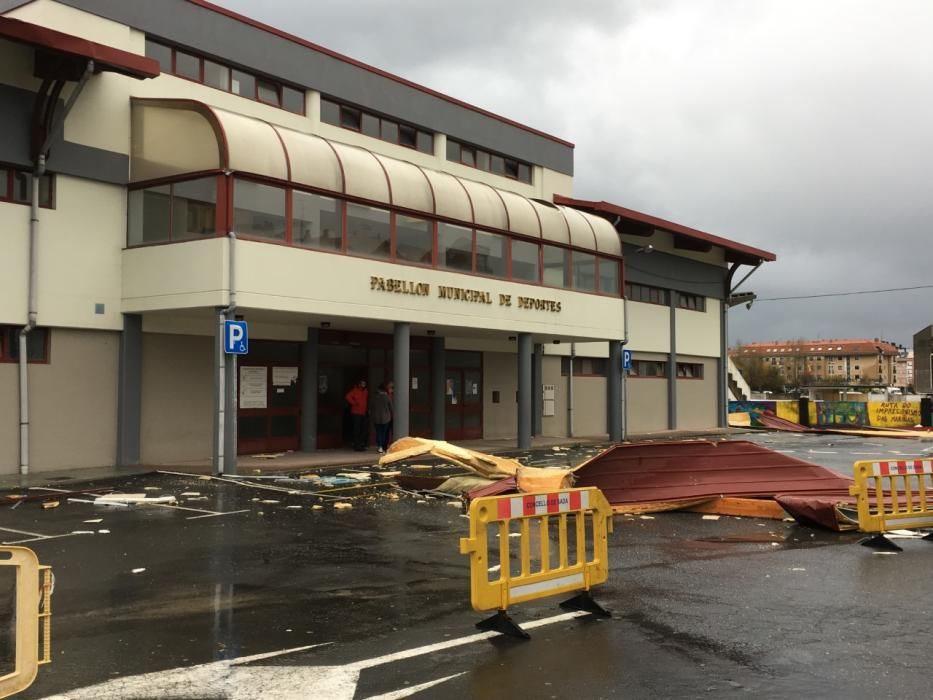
[622, 349, 632, 371]
[224, 320, 249, 355]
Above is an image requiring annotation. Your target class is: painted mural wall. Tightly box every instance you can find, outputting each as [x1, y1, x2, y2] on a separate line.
[728, 400, 921, 428]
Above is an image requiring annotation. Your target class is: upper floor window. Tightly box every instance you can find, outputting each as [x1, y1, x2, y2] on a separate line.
[677, 292, 707, 312]
[446, 139, 532, 184]
[625, 282, 669, 306]
[127, 176, 217, 245]
[0, 164, 54, 208]
[145, 39, 305, 115]
[320, 99, 434, 155]
[0, 326, 50, 364]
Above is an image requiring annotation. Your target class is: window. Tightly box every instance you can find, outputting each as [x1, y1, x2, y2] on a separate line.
[598, 257, 620, 296]
[677, 362, 704, 379]
[0, 165, 54, 208]
[128, 177, 216, 245]
[0, 326, 49, 363]
[320, 99, 434, 153]
[475, 231, 506, 277]
[572, 251, 596, 292]
[438, 223, 472, 272]
[144, 39, 304, 113]
[561, 357, 608, 377]
[346, 204, 390, 259]
[511, 239, 539, 282]
[446, 139, 533, 184]
[677, 292, 706, 312]
[543, 245, 571, 288]
[292, 192, 341, 250]
[625, 282, 669, 305]
[234, 179, 286, 240]
[395, 215, 432, 264]
[630, 360, 668, 378]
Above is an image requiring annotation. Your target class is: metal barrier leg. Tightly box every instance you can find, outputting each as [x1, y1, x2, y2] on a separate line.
[476, 610, 530, 640]
[859, 534, 903, 552]
[559, 591, 611, 618]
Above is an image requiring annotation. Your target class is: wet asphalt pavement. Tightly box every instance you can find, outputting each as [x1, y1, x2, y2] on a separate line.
[3, 432, 933, 699]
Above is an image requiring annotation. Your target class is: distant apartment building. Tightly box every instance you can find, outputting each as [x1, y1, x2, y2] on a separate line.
[730, 339, 899, 386]
[893, 349, 914, 390]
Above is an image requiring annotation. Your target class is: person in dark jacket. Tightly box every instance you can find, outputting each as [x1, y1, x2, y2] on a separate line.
[371, 382, 393, 453]
[345, 379, 368, 451]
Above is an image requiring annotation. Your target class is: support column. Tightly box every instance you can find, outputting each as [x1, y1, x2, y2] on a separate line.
[224, 346, 237, 474]
[532, 343, 543, 436]
[213, 310, 237, 475]
[116, 313, 142, 466]
[608, 340, 622, 442]
[668, 292, 678, 430]
[431, 336, 445, 439]
[393, 322, 411, 439]
[517, 333, 532, 449]
[301, 328, 319, 452]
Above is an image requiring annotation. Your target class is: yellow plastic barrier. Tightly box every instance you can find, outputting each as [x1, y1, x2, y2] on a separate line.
[0, 547, 53, 699]
[459, 487, 612, 637]
[849, 459, 933, 551]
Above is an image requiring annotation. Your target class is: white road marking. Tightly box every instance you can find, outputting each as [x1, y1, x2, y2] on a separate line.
[808, 450, 838, 454]
[41, 611, 589, 699]
[850, 452, 882, 456]
[0, 525, 47, 538]
[186, 509, 251, 520]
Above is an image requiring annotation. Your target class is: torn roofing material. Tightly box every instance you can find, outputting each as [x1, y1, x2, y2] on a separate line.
[572, 440, 854, 505]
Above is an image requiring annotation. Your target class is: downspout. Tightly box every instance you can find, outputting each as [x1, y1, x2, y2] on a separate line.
[19, 60, 94, 475]
[216, 231, 237, 473]
[620, 295, 629, 440]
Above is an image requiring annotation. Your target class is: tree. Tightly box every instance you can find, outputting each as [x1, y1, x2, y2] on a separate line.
[732, 353, 784, 393]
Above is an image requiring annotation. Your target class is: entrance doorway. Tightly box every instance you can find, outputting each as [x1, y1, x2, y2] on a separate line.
[445, 350, 483, 440]
[237, 341, 301, 454]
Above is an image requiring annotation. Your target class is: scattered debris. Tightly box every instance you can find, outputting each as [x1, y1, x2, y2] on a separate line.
[41, 500, 60, 509]
[144, 487, 161, 491]
[336, 472, 371, 482]
[701, 515, 721, 521]
[84, 519, 103, 524]
[285, 505, 302, 510]
[380, 437, 524, 478]
[131, 568, 146, 574]
[71, 530, 95, 535]
[94, 494, 177, 506]
[311, 505, 324, 511]
[260, 500, 280, 505]
[333, 502, 353, 510]
[98, 529, 110, 534]
[447, 500, 464, 508]
[487, 564, 501, 573]
[180, 492, 201, 497]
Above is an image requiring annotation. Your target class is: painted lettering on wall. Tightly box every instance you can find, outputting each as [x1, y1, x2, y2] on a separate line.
[437, 286, 493, 304]
[868, 401, 921, 428]
[517, 296, 561, 313]
[369, 277, 563, 312]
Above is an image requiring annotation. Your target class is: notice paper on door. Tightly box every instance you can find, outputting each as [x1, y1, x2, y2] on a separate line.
[272, 366, 298, 386]
[240, 366, 267, 409]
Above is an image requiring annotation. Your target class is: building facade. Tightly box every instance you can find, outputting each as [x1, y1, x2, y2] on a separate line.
[0, 0, 774, 475]
[732, 339, 899, 387]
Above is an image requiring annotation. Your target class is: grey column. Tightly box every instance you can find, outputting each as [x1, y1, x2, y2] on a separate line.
[431, 336, 445, 439]
[532, 343, 543, 436]
[223, 317, 237, 475]
[116, 313, 142, 466]
[668, 292, 678, 430]
[393, 322, 411, 439]
[301, 327, 319, 451]
[608, 340, 622, 442]
[213, 310, 237, 475]
[718, 281, 729, 427]
[517, 333, 532, 449]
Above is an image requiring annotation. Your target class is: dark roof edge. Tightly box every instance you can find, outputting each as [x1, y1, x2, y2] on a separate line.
[186, 0, 574, 150]
[553, 194, 777, 263]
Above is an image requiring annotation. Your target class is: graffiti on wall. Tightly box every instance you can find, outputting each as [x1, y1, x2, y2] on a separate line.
[728, 401, 777, 427]
[816, 401, 869, 426]
[868, 402, 921, 428]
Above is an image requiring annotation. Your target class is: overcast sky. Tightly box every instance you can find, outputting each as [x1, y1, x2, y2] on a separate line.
[216, 0, 933, 348]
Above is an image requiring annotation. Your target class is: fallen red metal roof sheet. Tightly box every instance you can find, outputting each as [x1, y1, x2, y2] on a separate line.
[757, 413, 815, 432]
[572, 440, 853, 505]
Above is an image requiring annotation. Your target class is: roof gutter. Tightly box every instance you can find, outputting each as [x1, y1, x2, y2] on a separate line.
[19, 59, 94, 476]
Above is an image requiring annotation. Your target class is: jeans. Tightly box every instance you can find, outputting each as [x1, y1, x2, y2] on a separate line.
[375, 423, 391, 451]
[351, 414, 367, 450]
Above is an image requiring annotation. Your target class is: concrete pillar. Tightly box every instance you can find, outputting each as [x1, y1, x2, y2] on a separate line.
[213, 310, 237, 475]
[224, 346, 237, 473]
[300, 328, 319, 451]
[668, 291, 678, 430]
[116, 313, 142, 466]
[608, 340, 622, 442]
[718, 288, 729, 428]
[517, 333, 532, 449]
[393, 322, 411, 438]
[532, 343, 543, 436]
[431, 336, 445, 439]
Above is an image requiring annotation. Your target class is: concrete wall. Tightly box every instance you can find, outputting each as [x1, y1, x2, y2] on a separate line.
[626, 352, 669, 434]
[482, 351, 517, 439]
[675, 356, 719, 430]
[0, 328, 119, 475]
[139, 332, 213, 464]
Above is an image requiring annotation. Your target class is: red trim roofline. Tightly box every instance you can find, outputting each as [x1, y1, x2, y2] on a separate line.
[553, 194, 777, 264]
[186, 0, 574, 149]
[0, 16, 160, 79]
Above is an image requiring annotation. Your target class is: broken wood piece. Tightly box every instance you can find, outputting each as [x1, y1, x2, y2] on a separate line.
[685, 497, 787, 520]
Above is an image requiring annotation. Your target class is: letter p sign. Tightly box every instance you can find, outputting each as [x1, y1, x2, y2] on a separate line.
[224, 320, 249, 355]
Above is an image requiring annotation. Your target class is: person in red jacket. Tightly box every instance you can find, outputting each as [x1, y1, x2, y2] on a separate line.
[345, 379, 369, 451]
